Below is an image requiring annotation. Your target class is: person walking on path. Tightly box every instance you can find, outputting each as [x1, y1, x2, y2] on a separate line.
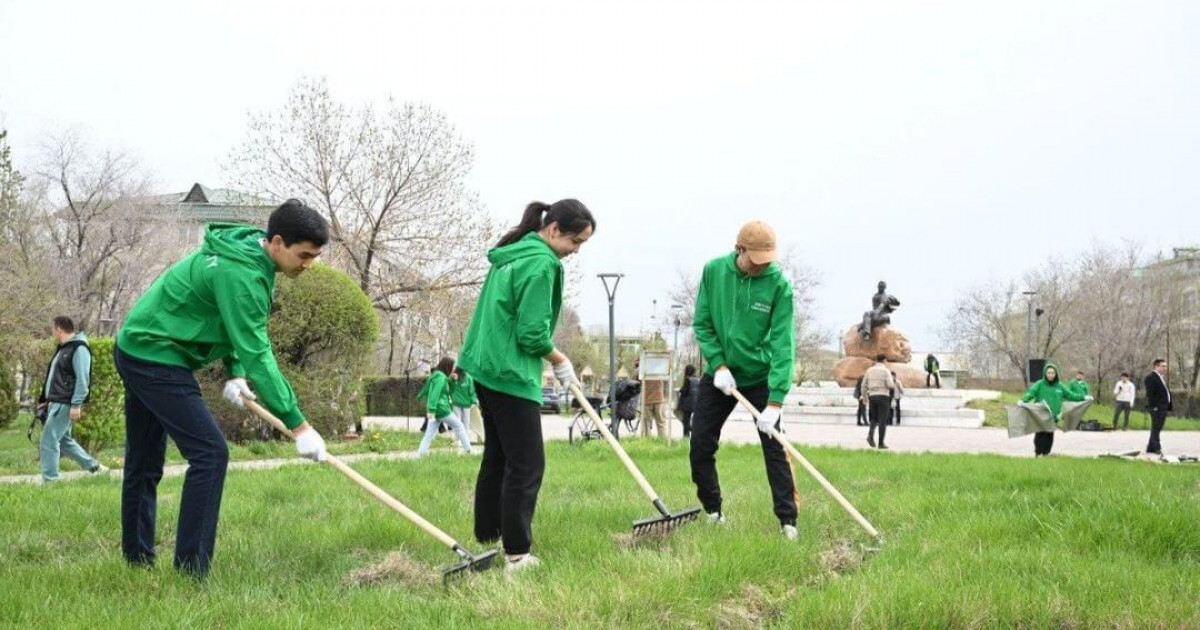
[675, 364, 700, 438]
[925, 353, 941, 388]
[1112, 372, 1136, 431]
[37, 316, 106, 482]
[416, 358, 474, 457]
[458, 199, 595, 573]
[640, 375, 668, 439]
[890, 370, 905, 426]
[853, 375, 867, 426]
[1020, 362, 1087, 456]
[861, 355, 895, 449]
[1143, 359, 1172, 455]
[450, 367, 479, 439]
[114, 200, 330, 578]
[689, 220, 800, 541]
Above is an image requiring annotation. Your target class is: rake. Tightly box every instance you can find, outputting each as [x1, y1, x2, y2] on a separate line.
[568, 382, 701, 537]
[730, 389, 882, 541]
[243, 399, 497, 584]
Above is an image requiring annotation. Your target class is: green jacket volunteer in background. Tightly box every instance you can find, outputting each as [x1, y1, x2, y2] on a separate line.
[416, 357, 474, 457]
[1020, 362, 1087, 456]
[38, 316, 105, 482]
[114, 199, 330, 577]
[689, 220, 800, 541]
[1068, 371, 1090, 399]
[459, 199, 595, 573]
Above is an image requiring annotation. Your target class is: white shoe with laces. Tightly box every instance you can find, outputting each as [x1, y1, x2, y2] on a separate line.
[706, 511, 727, 525]
[504, 554, 541, 573]
[782, 524, 799, 541]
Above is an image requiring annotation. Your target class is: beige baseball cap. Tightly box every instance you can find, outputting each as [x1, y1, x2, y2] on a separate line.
[736, 221, 778, 265]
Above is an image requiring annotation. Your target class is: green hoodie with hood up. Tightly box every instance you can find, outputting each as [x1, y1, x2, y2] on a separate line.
[458, 232, 563, 405]
[1020, 361, 1085, 420]
[693, 252, 795, 405]
[117, 224, 305, 428]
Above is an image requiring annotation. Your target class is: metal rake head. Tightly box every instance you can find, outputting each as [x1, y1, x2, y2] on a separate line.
[441, 548, 498, 585]
[631, 506, 702, 538]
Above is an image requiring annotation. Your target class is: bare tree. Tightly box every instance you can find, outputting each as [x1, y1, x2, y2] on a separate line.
[227, 77, 498, 314]
[31, 130, 170, 331]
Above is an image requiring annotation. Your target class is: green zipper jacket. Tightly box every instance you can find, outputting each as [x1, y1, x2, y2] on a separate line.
[1068, 379, 1090, 398]
[117, 224, 305, 428]
[458, 232, 562, 404]
[1020, 362, 1085, 420]
[693, 252, 795, 405]
[450, 374, 478, 407]
[419, 371, 453, 419]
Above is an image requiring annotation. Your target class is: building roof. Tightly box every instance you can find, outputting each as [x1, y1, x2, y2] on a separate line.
[150, 183, 277, 224]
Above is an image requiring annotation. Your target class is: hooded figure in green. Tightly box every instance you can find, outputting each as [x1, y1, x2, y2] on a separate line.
[457, 199, 595, 570]
[113, 200, 330, 578]
[1021, 362, 1086, 456]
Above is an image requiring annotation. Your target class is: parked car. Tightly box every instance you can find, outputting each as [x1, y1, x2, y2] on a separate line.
[541, 387, 567, 414]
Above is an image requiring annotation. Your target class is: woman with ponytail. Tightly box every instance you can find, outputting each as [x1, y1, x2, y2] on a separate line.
[457, 199, 595, 573]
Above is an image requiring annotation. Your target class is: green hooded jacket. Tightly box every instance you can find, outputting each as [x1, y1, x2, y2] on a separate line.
[117, 224, 305, 428]
[450, 373, 478, 407]
[458, 232, 563, 404]
[1020, 362, 1086, 420]
[418, 371, 453, 419]
[693, 252, 795, 405]
[1068, 378, 1091, 398]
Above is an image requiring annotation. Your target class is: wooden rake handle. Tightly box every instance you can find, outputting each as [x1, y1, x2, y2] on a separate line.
[242, 399, 460, 550]
[730, 389, 881, 539]
[568, 382, 663, 503]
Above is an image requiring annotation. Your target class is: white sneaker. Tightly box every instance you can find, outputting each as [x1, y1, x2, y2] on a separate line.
[781, 524, 799, 541]
[706, 511, 727, 525]
[89, 464, 110, 474]
[504, 554, 541, 573]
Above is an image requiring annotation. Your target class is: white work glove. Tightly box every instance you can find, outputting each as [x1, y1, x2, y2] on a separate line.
[757, 406, 781, 435]
[223, 378, 256, 408]
[1084, 395, 1094, 402]
[553, 358, 578, 389]
[295, 427, 327, 462]
[713, 368, 737, 396]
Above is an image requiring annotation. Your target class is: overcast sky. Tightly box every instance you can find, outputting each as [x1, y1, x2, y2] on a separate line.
[3, 0, 1198, 351]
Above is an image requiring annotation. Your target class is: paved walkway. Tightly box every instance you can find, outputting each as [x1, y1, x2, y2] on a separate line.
[8, 416, 1196, 485]
[367, 414, 1200, 459]
[0, 449, 425, 485]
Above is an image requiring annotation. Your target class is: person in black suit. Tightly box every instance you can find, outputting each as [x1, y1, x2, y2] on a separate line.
[1143, 358, 1172, 455]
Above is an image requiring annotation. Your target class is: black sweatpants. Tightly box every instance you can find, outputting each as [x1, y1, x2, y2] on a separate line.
[474, 383, 545, 555]
[1033, 431, 1055, 455]
[856, 401, 867, 426]
[867, 395, 890, 446]
[688, 375, 798, 526]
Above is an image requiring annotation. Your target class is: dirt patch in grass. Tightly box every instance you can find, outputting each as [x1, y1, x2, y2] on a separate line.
[344, 549, 438, 588]
[818, 538, 865, 577]
[716, 584, 789, 629]
[611, 527, 678, 550]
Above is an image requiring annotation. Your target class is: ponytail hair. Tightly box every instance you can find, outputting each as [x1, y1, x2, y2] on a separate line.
[497, 199, 595, 247]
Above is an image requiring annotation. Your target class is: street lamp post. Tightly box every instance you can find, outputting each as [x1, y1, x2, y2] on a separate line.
[599, 273, 625, 438]
[1022, 290, 1037, 384]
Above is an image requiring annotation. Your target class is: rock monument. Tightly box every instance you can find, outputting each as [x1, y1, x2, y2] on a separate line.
[833, 281, 927, 388]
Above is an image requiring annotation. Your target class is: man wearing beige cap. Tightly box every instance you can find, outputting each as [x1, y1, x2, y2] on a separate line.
[690, 221, 800, 540]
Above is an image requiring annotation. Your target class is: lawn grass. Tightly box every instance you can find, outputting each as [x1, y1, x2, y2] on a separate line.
[969, 392, 1200, 432]
[0, 420, 424, 476]
[1, 439, 1197, 628]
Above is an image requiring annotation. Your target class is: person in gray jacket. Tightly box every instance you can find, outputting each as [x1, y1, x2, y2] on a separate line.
[38, 316, 107, 482]
[859, 354, 895, 449]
